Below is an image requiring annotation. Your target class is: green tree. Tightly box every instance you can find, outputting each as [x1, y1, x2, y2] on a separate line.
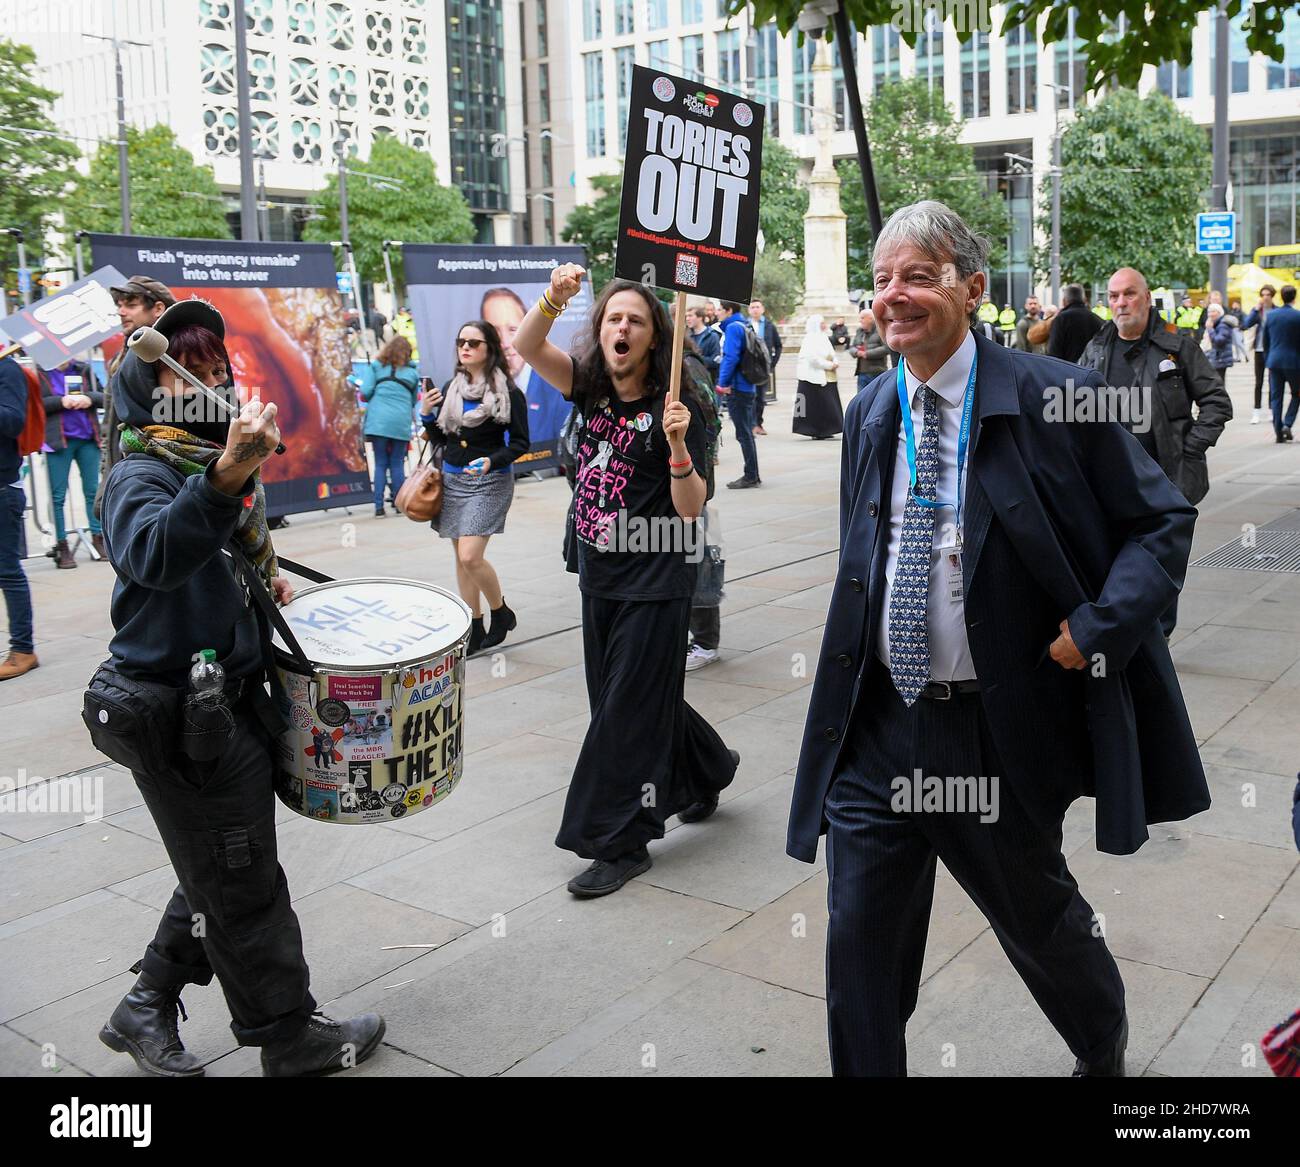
[304, 135, 473, 290]
[64, 124, 232, 239]
[561, 169, 622, 290]
[758, 135, 809, 260]
[752, 248, 803, 320]
[746, 2, 1291, 91]
[1041, 89, 1211, 288]
[0, 40, 78, 285]
[836, 79, 1009, 290]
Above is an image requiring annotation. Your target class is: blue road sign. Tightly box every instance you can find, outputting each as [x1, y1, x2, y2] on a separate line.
[1197, 212, 1236, 255]
[336, 271, 352, 295]
[17, 267, 31, 294]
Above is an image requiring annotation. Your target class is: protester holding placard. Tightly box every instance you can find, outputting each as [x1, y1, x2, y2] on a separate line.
[513, 264, 739, 898]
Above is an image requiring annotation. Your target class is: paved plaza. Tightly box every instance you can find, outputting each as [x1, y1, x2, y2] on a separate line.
[1, 363, 1297, 1077]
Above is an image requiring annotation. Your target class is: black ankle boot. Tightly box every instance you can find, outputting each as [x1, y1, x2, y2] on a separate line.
[481, 597, 517, 650]
[261, 1012, 386, 1077]
[467, 616, 486, 657]
[99, 969, 205, 1077]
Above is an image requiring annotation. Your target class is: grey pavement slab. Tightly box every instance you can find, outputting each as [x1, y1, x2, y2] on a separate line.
[1066, 832, 1298, 979]
[551, 962, 830, 1077]
[0, 1024, 91, 1078]
[1199, 673, 1300, 778]
[1151, 923, 1300, 1077]
[0, 890, 159, 1022]
[906, 932, 1208, 1077]
[1173, 623, 1300, 683]
[205, 1040, 456, 1077]
[319, 883, 745, 1076]
[0, 823, 168, 926]
[1188, 763, 1300, 850]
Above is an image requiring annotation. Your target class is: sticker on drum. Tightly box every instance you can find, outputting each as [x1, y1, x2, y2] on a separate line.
[273, 578, 472, 827]
[316, 698, 350, 726]
[390, 803, 406, 818]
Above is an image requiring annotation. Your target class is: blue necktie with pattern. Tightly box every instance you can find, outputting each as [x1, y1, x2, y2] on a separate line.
[888, 385, 940, 706]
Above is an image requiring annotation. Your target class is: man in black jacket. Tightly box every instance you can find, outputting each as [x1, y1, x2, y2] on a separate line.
[1078, 267, 1232, 634]
[747, 299, 782, 434]
[1031, 284, 1103, 362]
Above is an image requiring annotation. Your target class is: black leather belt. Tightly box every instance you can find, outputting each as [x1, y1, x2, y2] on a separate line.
[919, 679, 981, 700]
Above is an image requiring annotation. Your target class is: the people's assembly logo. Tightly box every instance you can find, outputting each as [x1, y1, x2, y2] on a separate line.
[684, 91, 719, 118]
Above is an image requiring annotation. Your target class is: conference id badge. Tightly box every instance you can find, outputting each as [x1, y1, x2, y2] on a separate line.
[939, 533, 963, 603]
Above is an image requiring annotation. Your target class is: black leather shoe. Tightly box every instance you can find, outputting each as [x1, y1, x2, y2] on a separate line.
[99, 972, 205, 1077]
[678, 749, 738, 823]
[726, 476, 761, 489]
[1285, 425, 1294, 442]
[567, 847, 651, 898]
[1072, 1014, 1127, 1077]
[261, 1012, 386, 1077]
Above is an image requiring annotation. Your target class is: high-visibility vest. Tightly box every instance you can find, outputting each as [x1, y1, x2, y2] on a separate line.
[998, 307, 1017, 331]
[1092, 304, 1111, 320]
[393, 313, 420, 361]
[978, 302, 999, 325]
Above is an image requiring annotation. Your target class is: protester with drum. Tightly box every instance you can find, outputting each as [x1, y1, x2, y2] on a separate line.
[420, 320, 529, 657]
[92, 299, 385, 1078]
[514, 265, 739, 898]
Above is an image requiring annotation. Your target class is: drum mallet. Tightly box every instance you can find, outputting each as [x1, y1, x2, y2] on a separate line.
[127, 325, 286, 455]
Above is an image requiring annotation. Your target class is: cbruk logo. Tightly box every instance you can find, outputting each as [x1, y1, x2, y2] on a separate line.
[732, 102, 753, 127]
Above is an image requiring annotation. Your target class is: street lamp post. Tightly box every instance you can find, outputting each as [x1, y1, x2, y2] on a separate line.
[84, 33, 148, 235]
[3, 228, 28, 307]
[231, 0, 258, 241]
[1045, 81, 1071, 308]
[1210, 0, 1230, 300]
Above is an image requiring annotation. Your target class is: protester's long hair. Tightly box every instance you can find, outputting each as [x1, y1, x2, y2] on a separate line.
[376, 335, 413, 368]
[571, 280, 704, 415]
[454, 319, 514, 387]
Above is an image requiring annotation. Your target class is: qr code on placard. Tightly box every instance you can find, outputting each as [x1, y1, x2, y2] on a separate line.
[674, 253, 699, 287]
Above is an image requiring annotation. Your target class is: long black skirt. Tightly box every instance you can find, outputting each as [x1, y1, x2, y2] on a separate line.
[793, 379, 845, 438]
[555, 593, 737, 860]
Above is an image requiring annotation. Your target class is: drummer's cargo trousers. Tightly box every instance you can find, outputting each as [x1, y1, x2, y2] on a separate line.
[129, 691, 317, 1046]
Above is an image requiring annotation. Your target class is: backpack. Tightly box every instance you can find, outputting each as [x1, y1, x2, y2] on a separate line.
[15, 363, 47, 457]
[738, 323, 771, 387]
[682, 352, 721, 500]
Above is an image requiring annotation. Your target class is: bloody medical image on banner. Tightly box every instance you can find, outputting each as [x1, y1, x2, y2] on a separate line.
[402, 244, 590, 474]
[90, 233, 369, 517]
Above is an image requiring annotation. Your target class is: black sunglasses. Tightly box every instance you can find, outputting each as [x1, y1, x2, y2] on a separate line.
[456, 338, 485, 350]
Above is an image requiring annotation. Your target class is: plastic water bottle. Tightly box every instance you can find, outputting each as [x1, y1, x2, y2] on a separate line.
[189, 649, 225, 706]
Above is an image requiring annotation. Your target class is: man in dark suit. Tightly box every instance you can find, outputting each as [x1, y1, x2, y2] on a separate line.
[1262, 283, 1300, 443]
[787, 201, 1209, 1077]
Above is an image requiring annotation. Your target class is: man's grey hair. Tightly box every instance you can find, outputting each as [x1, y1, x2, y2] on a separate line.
[1062, 283, 1086, 307]
[872, 200, 991, 326]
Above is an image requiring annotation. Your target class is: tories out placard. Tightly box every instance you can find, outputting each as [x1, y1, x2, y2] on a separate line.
[614, 65, 764, 303]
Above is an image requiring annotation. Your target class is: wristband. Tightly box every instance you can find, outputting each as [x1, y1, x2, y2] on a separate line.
[670, 467, 695, 479]
[537, 296, 560, 320]
[668, 458, 692, 468]
[542, 289, 567, 316]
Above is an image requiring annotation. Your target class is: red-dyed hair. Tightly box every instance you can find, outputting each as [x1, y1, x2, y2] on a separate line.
[167, 325, 230, 378]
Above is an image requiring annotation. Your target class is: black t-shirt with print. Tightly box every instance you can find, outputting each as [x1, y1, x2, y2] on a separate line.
[570, 363, 709, 601]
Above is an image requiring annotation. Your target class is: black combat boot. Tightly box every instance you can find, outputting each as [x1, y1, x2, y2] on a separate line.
[261, 1012, 386, 1077]
[99, 969, 205, 1077]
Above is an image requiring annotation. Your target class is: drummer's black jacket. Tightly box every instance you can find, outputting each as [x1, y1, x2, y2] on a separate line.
[101, 455, 264, 687]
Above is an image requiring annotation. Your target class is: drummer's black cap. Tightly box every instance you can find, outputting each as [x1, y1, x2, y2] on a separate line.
[110, 275, 177, 307]
[154, 297, 226, 342]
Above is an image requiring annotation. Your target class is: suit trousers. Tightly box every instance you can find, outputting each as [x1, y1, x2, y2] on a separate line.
[824, 659, 1126, 1076]
[1269, 367, 1300, 437]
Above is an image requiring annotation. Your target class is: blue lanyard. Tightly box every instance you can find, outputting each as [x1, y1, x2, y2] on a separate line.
[895, 350, 978, 534]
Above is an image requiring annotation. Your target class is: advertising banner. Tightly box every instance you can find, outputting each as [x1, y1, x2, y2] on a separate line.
[402, 244, 590, 474]
[614, 65, 764, 302]
[89, 233, 369, 517]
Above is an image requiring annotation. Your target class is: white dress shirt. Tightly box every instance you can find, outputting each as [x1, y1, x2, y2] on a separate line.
[877, 330, 977, 683]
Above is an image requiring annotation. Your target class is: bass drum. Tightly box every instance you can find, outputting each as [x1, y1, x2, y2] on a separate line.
[271, 578, 472, 826]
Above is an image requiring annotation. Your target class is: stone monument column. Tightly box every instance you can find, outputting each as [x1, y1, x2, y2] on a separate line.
[800, 38, 851, 321]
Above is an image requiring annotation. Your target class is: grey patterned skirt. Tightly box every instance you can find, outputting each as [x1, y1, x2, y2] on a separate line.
[433, 467, 515, 539]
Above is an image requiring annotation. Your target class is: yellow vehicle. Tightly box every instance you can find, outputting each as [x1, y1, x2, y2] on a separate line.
[1190, 244, 1300, 313]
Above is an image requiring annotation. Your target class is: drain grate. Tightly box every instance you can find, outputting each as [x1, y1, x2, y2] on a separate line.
[1190, 529, 1300, 572]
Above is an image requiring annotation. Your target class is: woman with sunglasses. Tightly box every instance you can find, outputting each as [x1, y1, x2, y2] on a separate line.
[420, 320, 529, 656]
